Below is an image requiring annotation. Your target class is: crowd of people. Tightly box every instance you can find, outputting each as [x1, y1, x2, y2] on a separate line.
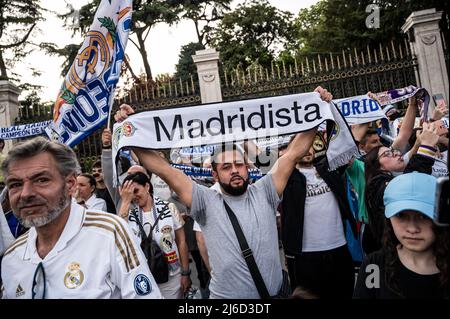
[0, 85, 448, 299]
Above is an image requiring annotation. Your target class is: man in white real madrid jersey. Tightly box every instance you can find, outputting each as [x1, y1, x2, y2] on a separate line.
[0, 137, 162, 299]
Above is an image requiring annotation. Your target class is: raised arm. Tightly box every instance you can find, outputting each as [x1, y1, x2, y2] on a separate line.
[270, 86, 332, 196]
[392, 96, 418, 152]
[270, 129, 318, 196]
[114, 104, 194, 208]
[133, 149, 193, 208]
[101, 128, 121, 207]
[351, 123, 370, 144]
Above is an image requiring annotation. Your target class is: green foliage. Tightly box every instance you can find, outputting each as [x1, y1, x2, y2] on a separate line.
[292, 0, 450, 56]
[17, 89, 52, 124]
[175, 42, 205, 81]
[60, 87, 76, 104]
[40, 43, 79, 77]
[0, 0, 46, 80]
[57, 0, 185, 81]
[177, 0, 232, 45]
[209, 0, 296, 71]
[98, 16, 117, 43]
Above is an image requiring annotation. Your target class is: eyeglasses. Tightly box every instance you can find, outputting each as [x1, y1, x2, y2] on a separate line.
[32, 262, 46, 299]
[377, 148, 402, 160]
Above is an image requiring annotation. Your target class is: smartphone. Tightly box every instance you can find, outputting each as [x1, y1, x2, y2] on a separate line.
[434, 176, 449, 226]
[432, 93, 446, 108]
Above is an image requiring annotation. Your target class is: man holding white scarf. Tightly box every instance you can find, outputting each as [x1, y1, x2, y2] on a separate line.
[113, 86, 333, 299]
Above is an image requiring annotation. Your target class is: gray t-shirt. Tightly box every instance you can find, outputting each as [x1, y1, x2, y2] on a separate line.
[190, 175, 282, 299]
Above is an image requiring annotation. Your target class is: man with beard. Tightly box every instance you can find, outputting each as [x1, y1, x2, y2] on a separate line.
[0, 137, 161, 299]
[281, 143, 358, 299]
[115, 86, 332, 298]
[91, 160, 116, 214]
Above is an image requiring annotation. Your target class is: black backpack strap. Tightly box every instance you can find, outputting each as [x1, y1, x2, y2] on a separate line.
[223, 200, 270, 299]
[149, 210, 165, 239]
[131, 206, 165, 241]
[130, 209, 148, 240]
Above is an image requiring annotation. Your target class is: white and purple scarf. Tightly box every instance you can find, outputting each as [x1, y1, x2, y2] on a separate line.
[112, 92, 360, 185]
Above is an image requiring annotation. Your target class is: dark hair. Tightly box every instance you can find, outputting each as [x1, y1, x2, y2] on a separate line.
[364, 145, 392, 238]
[119, 155, 131, 173]
[92, 160, 102, 169]
[383, 218, 449, 297]
[360, 129, 379, 146]
[78, 173, 96, 188]
[211, 143, 246, 172]
[122, 172, 153, 195]
[278, 144, 288, 152]
[364, 145, 389, 187]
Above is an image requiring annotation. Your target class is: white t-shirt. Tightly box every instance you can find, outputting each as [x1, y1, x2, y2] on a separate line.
[432, 151, 448, 178]
[129, 200, 184, 277]
[151, 174, 172, 201]
[403, 150, 448, 178]
[1, 203, 162, 299]
[299, 167, 346, 252]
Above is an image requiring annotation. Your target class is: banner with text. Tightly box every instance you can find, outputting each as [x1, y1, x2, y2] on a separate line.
[374, 85, 430, 122]
[45, 0, 132, 147]
[0, 121, 51, 140]
[112, 92, 359, 184]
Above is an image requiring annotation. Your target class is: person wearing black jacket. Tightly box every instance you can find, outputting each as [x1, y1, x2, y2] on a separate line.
[354, 172, 448, 299]
[281, 144, 358, 299]
[363, 122, 440, 254]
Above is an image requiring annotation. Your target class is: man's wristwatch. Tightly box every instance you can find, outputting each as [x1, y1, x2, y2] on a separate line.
[181, 269, 191, 276]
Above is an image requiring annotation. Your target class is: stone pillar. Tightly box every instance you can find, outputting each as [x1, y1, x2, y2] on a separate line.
[402, 8, 449, 108]
[0, 80, 21, 154]
[192, 48, 223, 103]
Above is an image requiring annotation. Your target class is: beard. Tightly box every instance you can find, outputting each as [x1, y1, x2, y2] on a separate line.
[219, 176, 249, 196]
[15, 186, 71, 228]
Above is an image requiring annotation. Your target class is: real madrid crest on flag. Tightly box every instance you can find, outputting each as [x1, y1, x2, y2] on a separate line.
[45, 0, 132, 147]
[64, 262, 85, 289]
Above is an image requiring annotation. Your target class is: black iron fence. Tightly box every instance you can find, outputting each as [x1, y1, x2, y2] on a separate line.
[220, 39, 418, 103]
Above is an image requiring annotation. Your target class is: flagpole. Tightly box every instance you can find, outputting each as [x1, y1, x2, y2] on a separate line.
[107, 94, 113, 131]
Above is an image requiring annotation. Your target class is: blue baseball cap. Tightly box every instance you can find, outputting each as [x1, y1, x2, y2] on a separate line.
[384, 172, 437, 219]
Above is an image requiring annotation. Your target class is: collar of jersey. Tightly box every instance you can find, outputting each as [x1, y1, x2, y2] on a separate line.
[23, 203, 85, 262]
[85, 194, 97, 205]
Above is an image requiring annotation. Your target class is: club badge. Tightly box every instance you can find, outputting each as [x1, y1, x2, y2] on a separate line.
[64, 262, 85, 289]
[134, 274, 152, 296]
[122, 121, 137, 137]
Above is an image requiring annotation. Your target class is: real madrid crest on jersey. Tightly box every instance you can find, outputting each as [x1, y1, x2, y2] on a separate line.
[160, 225, 173, 251]
[64, 262, 85, 289]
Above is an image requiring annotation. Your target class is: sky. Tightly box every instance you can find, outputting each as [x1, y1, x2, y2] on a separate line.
[12, 0, 319, 102]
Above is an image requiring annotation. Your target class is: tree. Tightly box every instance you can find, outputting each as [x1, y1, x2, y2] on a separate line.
[175, 41, 204, 81]
[0, 0, 45, 80]
[178, 0, 232, 46]
[292, 0, 450, 55]
[209, 0, 296, 71]
[56, 0, 184, 82]
[17, 89, 52, 124]
[40, 43, 80, 77]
